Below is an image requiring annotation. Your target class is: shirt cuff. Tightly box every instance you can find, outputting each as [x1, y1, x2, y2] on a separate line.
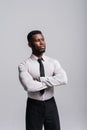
[40, 77, 47, 84]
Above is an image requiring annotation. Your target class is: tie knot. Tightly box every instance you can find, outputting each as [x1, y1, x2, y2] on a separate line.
[38, 58, 43, 63]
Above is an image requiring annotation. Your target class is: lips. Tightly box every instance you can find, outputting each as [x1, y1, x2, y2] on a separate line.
[40, 46, 45, 49]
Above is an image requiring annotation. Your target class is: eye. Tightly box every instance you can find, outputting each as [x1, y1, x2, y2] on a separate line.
[36, 39, 40, 42]
[33, 39, 40, 42]
[42, 38, 45, 41]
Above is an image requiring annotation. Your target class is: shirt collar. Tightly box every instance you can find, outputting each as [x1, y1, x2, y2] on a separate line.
[30, 54, 46, 61]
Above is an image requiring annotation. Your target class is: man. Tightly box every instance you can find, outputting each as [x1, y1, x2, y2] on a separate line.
[18, 30, 68, 130]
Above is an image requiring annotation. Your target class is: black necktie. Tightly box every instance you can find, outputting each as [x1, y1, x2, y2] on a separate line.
[38, 58, 45, 95]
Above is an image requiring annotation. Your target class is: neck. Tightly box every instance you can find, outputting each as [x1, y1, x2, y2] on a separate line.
[32, 52, 43, 58]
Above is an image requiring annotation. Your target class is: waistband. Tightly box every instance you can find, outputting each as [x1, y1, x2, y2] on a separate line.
[27, 96, 55, 104]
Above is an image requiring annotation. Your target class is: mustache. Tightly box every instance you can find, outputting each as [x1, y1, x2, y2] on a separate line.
[32, 44, 46, 55]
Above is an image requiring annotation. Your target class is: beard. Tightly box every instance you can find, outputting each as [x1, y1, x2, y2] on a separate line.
[32, 44, 46, 55]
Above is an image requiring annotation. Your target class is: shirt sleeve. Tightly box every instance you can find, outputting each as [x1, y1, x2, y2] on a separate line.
[18, 61, 47, 92]
[40, 60, 68, 87]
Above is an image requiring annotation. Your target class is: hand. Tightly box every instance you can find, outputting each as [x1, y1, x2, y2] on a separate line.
[33, 77, 40, 82]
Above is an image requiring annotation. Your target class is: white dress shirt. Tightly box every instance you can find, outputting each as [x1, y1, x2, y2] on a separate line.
[18, 54, 67, 101]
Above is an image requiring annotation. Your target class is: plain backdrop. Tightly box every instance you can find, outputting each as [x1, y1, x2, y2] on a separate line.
[0, 0, 87, 130]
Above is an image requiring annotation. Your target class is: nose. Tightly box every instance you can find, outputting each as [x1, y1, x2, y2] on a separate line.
[40, 40, 45, 45]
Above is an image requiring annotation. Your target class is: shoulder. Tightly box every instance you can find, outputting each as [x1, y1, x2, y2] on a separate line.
[18, 57, 31, 72]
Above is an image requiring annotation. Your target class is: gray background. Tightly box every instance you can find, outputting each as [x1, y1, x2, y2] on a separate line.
[0, 0, 86, 130]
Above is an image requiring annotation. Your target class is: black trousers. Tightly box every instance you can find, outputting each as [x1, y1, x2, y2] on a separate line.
[26, 97, 60, 130]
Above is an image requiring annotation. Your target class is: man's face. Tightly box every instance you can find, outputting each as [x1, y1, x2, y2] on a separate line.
[30, 34, 46, 55]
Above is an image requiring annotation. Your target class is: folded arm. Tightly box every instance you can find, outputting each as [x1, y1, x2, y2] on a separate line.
[18, 62, 47, 92]
[40, 60, 68, 87]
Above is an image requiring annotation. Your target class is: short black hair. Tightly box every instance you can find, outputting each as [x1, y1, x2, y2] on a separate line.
[27, 30, 42, 43]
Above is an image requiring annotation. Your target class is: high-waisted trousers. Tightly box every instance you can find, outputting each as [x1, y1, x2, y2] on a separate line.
[26, 96, 60, 130]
